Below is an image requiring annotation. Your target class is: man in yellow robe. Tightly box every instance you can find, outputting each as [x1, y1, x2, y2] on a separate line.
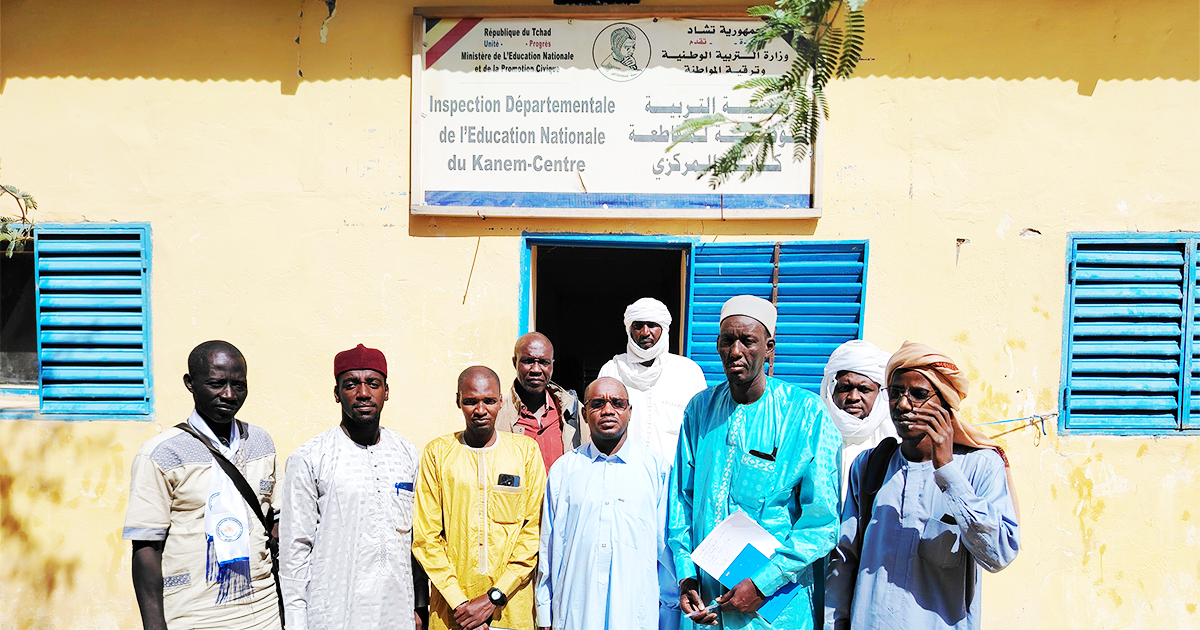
[414, 365, 547, 630]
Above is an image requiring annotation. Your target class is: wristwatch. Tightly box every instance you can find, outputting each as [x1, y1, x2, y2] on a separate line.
[487, 587, 508, 607]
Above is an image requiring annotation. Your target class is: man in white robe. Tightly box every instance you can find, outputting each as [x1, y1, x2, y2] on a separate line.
[819, 340, 898, 497]
[280, 344, 424, 630]
[598, 297, 708, 461]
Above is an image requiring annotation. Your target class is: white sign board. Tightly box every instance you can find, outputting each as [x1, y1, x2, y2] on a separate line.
[411, 14, 820, 219]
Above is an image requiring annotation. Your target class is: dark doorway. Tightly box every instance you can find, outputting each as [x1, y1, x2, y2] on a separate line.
[0, 246, 37, 385]
[533, 245, 685, 396]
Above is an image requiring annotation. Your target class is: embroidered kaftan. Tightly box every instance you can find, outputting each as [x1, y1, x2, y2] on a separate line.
[667, 378, 842, 630]
[279, 426, 420, 630]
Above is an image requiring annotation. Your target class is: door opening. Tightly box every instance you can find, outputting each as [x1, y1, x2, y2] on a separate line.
[532, 245, 685, 396]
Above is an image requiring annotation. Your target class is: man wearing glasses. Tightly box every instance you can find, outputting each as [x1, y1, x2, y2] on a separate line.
[535, 377, 675, 630]
[669, 295, 842, 629]
[824, 341, 1020, 630]
[497, 332, 588, 472]
[414, 366, 547, 630]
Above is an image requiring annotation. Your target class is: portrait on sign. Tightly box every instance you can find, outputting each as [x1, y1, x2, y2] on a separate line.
[593, 23, 650, 82]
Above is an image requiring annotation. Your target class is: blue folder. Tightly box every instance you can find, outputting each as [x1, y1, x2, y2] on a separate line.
[714, 544, 803, 624]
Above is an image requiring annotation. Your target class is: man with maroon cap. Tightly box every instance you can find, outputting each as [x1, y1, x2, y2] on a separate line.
[279, 344, 425, 630]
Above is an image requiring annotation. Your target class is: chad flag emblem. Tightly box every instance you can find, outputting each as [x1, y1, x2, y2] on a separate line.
[424, 18, 483, 69]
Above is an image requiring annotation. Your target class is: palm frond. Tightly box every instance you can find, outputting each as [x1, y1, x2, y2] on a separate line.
[678, 0, 868, 187]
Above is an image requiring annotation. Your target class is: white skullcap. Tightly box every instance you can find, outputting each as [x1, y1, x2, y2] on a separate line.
[719, 295, 777, 337]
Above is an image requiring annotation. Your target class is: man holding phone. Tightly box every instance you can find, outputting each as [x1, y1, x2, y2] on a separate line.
[824, 342, 1019, 630]
[413, 366, 547, 630]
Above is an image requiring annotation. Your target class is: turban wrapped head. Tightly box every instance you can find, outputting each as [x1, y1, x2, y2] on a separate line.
[821, 340, 893, 443]
[613, 298, 672, 390]
[885, 341, 996, 450]
[885, 340, 1019, 521]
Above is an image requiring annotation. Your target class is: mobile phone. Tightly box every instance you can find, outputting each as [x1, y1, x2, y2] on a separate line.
[497, 473, 521, 488]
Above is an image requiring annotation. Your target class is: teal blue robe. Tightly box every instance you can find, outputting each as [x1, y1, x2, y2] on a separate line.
[667, 377, 842, 629]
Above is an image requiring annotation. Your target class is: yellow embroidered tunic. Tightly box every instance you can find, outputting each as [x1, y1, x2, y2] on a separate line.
[413, 431, 547, 630]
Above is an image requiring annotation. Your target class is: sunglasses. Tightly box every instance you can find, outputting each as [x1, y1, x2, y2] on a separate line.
[585, 397, 631, 411]
[886, 386, 937, 405]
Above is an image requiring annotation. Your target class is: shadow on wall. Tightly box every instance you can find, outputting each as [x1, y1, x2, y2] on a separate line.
[0, 421, 118, 628]
[1, 0, 1196, 95]
[0, 0, 406, 95]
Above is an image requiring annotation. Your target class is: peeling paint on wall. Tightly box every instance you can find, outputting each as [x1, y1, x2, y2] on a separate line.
[319, 0, 337, 44]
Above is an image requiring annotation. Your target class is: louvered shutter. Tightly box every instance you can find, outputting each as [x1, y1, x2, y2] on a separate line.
[687, 241, 867, 391]
[35, 225, 152, 416]
[1188, 239, 1199, 428]
[1061, 236, 1198, 432]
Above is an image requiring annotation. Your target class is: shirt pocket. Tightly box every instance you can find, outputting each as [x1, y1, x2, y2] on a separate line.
[730, 450, 778, 513]
[490, 485, 524, 524]
[613, 498, 652, 551]
[918, 515, 965, 568]
[393, 486, 416, 533]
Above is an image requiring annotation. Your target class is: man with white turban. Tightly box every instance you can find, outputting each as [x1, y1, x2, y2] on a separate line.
[599, 297, 708, 460]
[825, 341, 1019, 630]
[820, 340, 898, 497]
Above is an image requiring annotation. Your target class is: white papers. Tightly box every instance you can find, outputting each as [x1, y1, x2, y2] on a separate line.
[689, 510, 782, 580]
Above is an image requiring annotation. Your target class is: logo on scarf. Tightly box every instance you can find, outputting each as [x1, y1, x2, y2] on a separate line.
[216, 517, 244, 542]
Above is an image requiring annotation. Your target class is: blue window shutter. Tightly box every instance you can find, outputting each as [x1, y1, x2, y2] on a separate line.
[1186, 239, 1199, 428]
[1062, 238, 1190, 431]
[35, 225, 152, 416]
[687, 241, 868, 391]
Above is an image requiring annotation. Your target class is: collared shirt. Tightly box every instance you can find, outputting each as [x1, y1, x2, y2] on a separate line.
[497, 381, 588, 465]
[514, 390, 565, 470]
[667, 378, 842, 630]
[412, 431, 547, 630]
[598, 352, 708, 460]
[825, 446, 1020, 630]
[279, 426, 420, 630]
[123, 415, 281, 630]
[536, 442, 673, 630]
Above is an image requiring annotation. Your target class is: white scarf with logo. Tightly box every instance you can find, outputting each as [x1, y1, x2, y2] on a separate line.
[188, 411, 253, 603]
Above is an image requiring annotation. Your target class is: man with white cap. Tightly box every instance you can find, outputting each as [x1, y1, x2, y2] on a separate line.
[667, 295, 842, 630]
[819, 340, 898, 497]
[598, 297, 708, 461]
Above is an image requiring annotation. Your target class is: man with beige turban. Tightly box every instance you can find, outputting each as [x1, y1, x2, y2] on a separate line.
[825, 341, 1020, 630]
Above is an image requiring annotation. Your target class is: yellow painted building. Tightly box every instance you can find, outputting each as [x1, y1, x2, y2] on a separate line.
[1, 0, 1197, 628]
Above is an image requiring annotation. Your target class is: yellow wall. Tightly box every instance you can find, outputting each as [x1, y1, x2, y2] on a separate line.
[1, 0, 1197, 628]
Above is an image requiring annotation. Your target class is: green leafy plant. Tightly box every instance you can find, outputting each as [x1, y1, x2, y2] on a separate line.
[671, 0, 867, 188]
[0, 179, 37, 258]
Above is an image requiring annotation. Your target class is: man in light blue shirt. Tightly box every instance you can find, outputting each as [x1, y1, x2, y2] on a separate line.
[536, 377, 677, 630]
[825, 342, 1020, 630]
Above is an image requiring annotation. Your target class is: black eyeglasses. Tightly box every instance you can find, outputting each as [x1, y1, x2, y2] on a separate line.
[886, 386, 937, 405]
[585, 397, 630, 411]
